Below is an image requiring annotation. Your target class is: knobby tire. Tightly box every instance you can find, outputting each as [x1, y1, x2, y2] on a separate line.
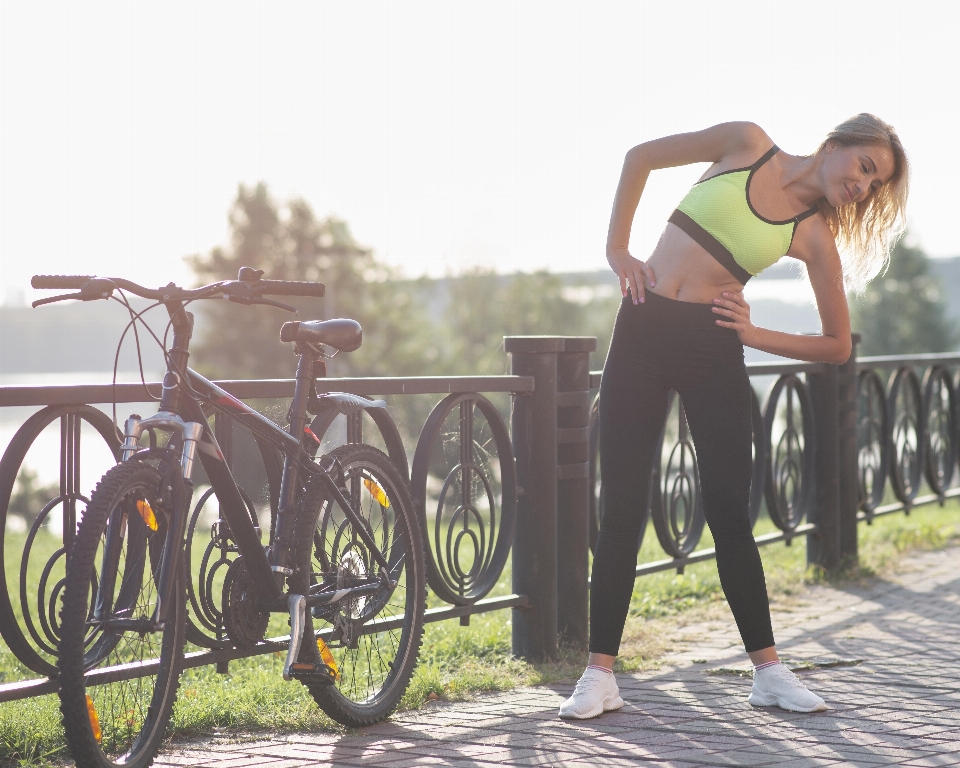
[58, 460, 186, 768]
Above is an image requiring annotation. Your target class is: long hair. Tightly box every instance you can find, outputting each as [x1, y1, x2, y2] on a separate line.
[814, 113, 909, 293]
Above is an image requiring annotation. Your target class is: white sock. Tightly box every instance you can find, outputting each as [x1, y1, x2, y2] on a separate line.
[754, 660, 780, 673]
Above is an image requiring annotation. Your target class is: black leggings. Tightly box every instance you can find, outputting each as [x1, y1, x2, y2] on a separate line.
[590, 292, 775, 655]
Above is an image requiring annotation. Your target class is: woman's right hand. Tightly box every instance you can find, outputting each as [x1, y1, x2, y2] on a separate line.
[607, 246, 656, 304]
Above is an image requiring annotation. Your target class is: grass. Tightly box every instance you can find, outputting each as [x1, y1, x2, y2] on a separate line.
[3, 501, 960, 766]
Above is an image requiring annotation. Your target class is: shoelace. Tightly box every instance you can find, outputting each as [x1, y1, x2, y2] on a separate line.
[572, 673, 607, 697]
[765, 665, 807, 689]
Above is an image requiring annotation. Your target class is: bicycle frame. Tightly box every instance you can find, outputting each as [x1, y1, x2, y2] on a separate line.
[120, 299, 392, 627]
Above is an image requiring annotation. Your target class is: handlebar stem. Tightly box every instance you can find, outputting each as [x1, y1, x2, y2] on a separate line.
[158, 304, 194, 414]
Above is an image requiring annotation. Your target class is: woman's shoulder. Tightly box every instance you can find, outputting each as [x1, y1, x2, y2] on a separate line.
[716, 121, 777, 155]
[689, 122, 775, 175]
[788, 208, 839, 266]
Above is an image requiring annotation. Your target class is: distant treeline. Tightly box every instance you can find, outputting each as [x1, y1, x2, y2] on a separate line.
[2, 183, 957, 376]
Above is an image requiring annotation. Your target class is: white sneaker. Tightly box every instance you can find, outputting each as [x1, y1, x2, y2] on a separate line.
[747, 663, 827, 712]
[558, 667, 625, 719]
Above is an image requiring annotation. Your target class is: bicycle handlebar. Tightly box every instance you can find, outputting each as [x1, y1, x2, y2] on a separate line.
[30, 271, 326, 303]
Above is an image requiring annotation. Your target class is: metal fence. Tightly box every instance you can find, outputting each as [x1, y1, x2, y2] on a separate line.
[1, 335, 958, 702]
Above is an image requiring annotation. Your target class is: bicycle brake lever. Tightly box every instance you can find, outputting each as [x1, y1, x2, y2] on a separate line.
[226, 295, 298, 313]
[32, 293, 82, 308]
[31, 292, 111, 308]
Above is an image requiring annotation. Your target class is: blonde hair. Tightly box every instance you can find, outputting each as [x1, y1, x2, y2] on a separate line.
[814, 113, 909, 293]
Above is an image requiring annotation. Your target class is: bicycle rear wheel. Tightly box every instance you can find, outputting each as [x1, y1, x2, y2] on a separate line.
[293, 444, 425, 726]
[58, 460, 186, 768]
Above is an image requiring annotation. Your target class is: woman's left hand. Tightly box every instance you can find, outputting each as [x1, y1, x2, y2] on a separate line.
[712, 291, 757, 345]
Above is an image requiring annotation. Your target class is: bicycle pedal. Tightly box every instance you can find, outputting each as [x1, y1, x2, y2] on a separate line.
[287, 661, 337, 686]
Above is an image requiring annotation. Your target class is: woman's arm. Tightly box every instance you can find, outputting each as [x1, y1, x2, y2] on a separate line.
[607, 121, 770, 303]
[712, 223, 853, 365]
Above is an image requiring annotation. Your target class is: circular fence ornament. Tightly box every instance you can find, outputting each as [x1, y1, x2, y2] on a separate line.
[762, 374, 815, 535]
[650, 391, 706, 558]
[857, 369, 891, 520]
[0, 404, 121, 676]
[411, 393, 516, 606]
[921, 365, 957, 495]
[184, 485, 262, 649]
[887, 367, 924, 505]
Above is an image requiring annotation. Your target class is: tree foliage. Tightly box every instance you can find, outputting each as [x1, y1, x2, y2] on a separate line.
[443, 268, 588, 373]
[9, 467, 58, 527]
[851, 236, 959, 356]
[186, 183, 618, 385]
[186, 183, 440, 379]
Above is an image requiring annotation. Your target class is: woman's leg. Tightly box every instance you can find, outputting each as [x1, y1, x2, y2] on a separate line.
[560, 303, 670, 720]
[590, 336, 670, 659]
[678, 364, 826, 712]
[676, 365, 775, 654]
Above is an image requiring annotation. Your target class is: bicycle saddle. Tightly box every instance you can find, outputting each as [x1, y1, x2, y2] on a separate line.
[280, 318, 362, 352]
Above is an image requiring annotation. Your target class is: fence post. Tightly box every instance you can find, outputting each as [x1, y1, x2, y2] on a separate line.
[808, 363, 841, 572]
[506, 336, 563, 662]
[838, 334, 861, 567]
[555, 337, 596, 652]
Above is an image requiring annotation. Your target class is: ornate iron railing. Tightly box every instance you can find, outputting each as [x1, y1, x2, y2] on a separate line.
[856, 354, 960, 520]
[2, 340, 959, 695]
[0, 374, 529, 701]
[583, 349, 960, 582]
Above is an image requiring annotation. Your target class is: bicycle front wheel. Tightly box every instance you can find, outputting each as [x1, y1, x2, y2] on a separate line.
[293, 444, 425, 726]
[58, 460, 186, 768]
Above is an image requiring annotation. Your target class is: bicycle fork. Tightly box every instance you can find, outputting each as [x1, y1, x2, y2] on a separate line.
[120, 413, 203, 629]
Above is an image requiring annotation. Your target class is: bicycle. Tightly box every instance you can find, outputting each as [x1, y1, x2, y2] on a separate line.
[31, 269, 426, 768]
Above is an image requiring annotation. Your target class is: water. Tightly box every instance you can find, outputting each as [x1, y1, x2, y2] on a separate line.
[0, 372, 165, 532]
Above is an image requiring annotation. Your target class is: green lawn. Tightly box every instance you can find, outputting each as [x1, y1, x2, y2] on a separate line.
[2, 500, 960, 766]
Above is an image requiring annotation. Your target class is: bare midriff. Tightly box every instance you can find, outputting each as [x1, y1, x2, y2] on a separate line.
[646, 223, 745, 304]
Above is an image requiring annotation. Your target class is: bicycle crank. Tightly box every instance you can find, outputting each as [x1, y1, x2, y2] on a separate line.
[221, 556, 269, 649]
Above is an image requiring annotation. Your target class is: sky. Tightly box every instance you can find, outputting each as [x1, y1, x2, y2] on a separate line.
[1, 0, 957, 303]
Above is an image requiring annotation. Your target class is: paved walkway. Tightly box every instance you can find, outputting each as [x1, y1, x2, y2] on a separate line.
[158, 547, 960, 767]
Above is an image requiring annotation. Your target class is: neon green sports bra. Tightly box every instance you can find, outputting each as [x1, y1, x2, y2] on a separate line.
[668, 146, 819, 284]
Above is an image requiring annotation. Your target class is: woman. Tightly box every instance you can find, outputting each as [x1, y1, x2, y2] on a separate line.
[559, 114, 909, 719]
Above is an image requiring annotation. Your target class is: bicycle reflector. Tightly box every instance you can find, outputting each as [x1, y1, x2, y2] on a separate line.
[363, 478, 390, 508]
[136, 499, 159, 531]
[317, 638, 340, 680]
[86, 695, 102, 743]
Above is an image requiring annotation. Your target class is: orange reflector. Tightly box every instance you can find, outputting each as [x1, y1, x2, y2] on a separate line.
[136, 499, 158, 531]
[318, 638, 340, 680]
[86, 695, 102, 743]
[363, 478, 390, 509]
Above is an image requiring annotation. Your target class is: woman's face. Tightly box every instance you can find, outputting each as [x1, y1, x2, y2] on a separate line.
[820, 141, 896, 207]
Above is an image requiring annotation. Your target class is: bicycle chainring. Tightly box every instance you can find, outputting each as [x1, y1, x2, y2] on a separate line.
[222, 555, 270, 649]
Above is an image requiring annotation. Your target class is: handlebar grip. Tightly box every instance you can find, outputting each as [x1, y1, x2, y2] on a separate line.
[256, 280, 326, 298]
[32, 275, 95, 290]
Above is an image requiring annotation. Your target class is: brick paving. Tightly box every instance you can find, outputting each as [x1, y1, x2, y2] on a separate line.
[158, 546, 960, 767]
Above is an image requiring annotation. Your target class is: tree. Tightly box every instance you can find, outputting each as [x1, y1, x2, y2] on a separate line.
[851, 236, 959, 356]
[186, 183, 441, 379]
[9, 467, 58, 528]
[443, 268, 587, 374]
